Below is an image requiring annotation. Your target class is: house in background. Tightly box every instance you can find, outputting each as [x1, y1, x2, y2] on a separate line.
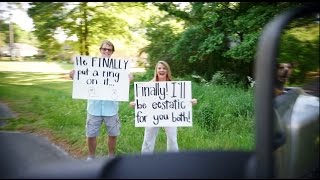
[0, 43, 39, 57]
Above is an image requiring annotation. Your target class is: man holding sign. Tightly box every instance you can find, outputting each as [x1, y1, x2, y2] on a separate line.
[130, 61, 197, 154]
[70, 40, 132, 160]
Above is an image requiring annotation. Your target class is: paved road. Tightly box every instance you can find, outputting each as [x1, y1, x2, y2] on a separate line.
[0, 101, 76, 178]
[0, 61, 130, 178]
[0, 61, 74, 178]
[0, 104, 110, 178]
[0, 131, 73, 177]
[0, 129, 108, 178]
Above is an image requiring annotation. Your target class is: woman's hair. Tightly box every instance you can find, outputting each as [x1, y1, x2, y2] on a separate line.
[99, 40, 115, 52]
[152, 61, 172, 81]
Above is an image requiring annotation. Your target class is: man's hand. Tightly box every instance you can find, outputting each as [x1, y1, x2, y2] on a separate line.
[69, 70, 75, 80]
[129, 73, 134, 82]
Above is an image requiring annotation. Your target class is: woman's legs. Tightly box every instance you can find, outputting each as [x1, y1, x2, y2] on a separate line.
[141, 127, 159, 154]
[164, 127, 178, 152]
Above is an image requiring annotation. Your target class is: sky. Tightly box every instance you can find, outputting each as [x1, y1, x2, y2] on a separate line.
[0, 2, 70, 42]
[0, 2, 190, 42]
[13, 7, 34, 32]
[0, 2, 34, 32]
[0, 2, 190, 32]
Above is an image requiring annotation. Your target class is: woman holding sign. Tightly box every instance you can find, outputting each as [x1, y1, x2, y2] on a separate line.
[130, 61, 197, 154]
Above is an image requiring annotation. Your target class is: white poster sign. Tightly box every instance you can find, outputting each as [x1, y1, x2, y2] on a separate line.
[134, 81, 193, 127]
[72, 55, 131, 101]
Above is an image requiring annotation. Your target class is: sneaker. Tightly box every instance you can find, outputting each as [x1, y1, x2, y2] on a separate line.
[108, 155, 115, 159]
[86, 156, 95, 161]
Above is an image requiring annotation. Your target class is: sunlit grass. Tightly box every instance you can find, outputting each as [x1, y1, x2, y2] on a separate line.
[3, 72, 71, 85]
[0, 71, 255, 159]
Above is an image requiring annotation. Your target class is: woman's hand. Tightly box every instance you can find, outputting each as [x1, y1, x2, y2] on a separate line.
[129, 101, 136, 108]
[191, 98, 197, 105]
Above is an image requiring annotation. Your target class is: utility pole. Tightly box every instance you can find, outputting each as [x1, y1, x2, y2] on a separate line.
[8, 3, 15, 61]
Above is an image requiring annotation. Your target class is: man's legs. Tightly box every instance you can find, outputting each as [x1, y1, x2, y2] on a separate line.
[87, 136, 97, 158]
[104, 114, 120, 157]
[107, 136, 117, 157]
[86, 114, 102, 159]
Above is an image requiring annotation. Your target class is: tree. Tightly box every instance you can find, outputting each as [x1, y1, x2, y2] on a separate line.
[27, 2, 65, 60]
[279, 20, 319, 84]
[144, 2, 303, 83]
[28, 2, 152, 60]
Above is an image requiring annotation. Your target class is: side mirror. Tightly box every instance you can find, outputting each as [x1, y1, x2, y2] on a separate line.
[254, 4, 319, 178]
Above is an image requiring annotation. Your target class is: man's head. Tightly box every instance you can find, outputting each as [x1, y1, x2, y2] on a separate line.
[275, 62, 294, 95]
[277, 63, 293, 84]
[99, 40, 115, 58]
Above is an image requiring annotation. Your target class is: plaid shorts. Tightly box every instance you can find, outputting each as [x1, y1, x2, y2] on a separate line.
[86, 113, 121, 137]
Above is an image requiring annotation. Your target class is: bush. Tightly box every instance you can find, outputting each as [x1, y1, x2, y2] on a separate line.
[211, 71, 228, 85]
[196, 103, 218, 131]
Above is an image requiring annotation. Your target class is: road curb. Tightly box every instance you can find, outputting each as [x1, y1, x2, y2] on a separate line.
[0, 102, 16, 121]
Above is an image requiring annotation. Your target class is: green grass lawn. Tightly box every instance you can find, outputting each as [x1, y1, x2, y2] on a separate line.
[0, 67, 255, 159]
